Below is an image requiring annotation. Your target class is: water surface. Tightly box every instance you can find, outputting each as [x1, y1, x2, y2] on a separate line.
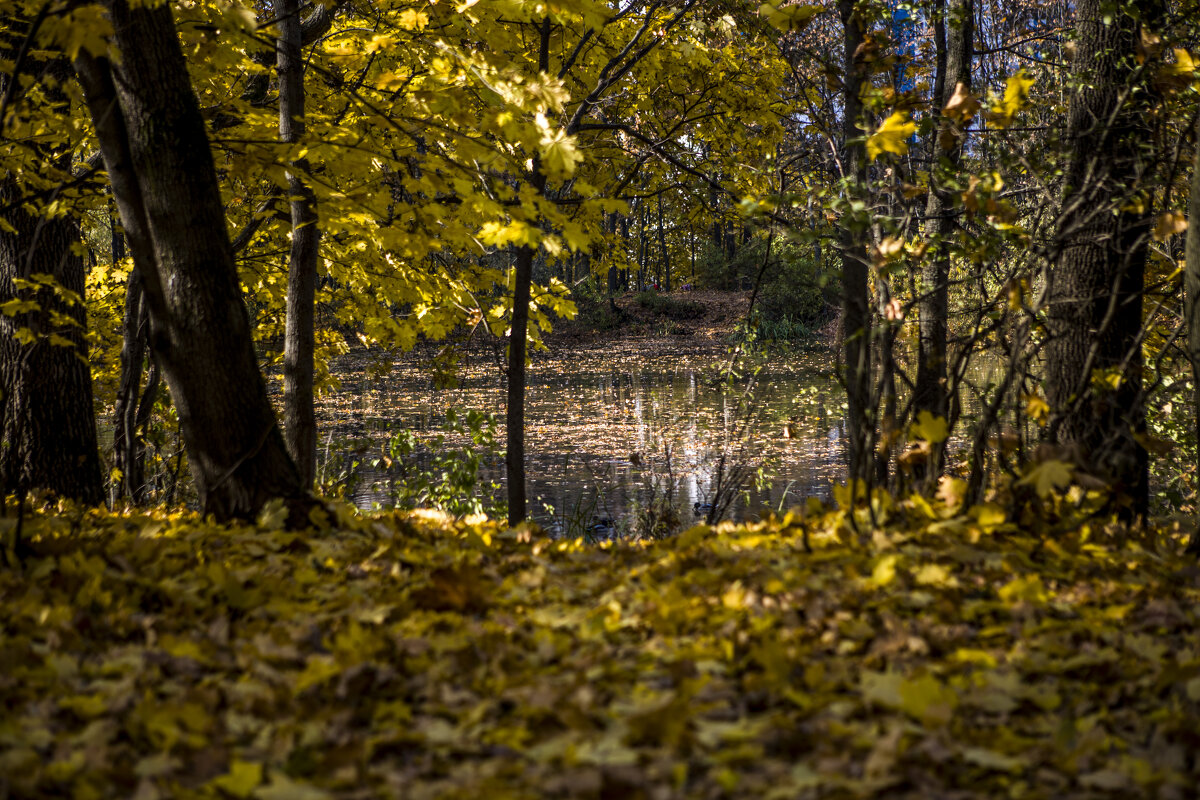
[318, 339, 847, 535]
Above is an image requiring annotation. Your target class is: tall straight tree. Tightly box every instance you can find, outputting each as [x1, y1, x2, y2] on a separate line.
[275, 0, 320, 486]
[838, 0, 872, 487]
[0, 39, 103, 504]
[915, 0, 973, 446]
[1046, 0, 1162, 518]
[75, 0, 311, 522]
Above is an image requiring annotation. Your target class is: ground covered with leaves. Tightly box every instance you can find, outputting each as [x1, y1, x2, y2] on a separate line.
[2, 495, 1200, 798]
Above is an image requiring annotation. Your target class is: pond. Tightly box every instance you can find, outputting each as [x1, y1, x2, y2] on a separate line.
[316, 338, 848, 536]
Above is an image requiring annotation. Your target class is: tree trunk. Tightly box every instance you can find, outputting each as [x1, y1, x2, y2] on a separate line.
[0, 40, 103, 505]
[915, 0, 972, 481]
[277, 0, 320, 486]
[112, 226, 151, 504]
[75, 0, 310, 523]
[838, 0, 872, 487]
[916, 0, 972, 421]
[505, 16, 551, 526]
[1185, 114, 1200, 552]
[1046, 0, 1160, 518]
[0, 173, 104, 505]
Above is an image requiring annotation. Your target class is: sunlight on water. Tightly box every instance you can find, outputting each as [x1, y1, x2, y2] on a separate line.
[317, 340, 847, 534]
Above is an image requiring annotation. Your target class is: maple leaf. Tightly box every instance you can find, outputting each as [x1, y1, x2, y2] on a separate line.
[1016, 459, 1073, 498]
[989, 69, 1034, 128]
[866, 112, 916, 161]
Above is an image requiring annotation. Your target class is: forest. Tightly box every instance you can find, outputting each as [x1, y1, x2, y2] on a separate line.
[4, 0, 1200, 796]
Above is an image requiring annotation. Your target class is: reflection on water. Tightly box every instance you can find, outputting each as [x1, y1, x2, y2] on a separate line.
[317, 342, 847, 534]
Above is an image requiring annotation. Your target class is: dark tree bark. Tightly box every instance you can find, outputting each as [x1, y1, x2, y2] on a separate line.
[0, 36, 103, 505]
[112, 226, 152, 504]
[277, 0, 320, 486]
[1186, 114, 1200, 552]
[915, 0, 973, 428]
[838, 0, 872, 487]
[506, 16, 551, 526]
[0, 174, 104, 505]
[1046, 0, 1161, 518]
[75, 0, 311, 522]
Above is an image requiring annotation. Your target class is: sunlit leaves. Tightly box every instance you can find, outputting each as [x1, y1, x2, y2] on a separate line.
[758, 1, 821, 33]
[865, 111, 916, 161]
[988, 69, 1035, 128]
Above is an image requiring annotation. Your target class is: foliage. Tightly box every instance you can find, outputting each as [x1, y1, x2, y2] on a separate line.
[754, 240, 833, 330]
[634, 290, 705, 320]
[2, 497, 1199, 798]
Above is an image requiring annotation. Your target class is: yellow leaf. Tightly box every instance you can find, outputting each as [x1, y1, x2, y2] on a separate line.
[914, 563, 955, 587]
[397, 9, 429, 29]
[211, 761, 263, 799]
[1016, 459, 1072, 498]
[866, 112, 916, 161]
[910, 411, 948, 444]
[998, 575, 1047, 605]
[990, 69, 1034, 128]
[870, 554, 899, 587]
[255, 772, 331, 800]
[1153, 211, 1187, 241]
[257, 498, 287, 530]
[539, 125, 584, 179]
[758, 2, 822, 32]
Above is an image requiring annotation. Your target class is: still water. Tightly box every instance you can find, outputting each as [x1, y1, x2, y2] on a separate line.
[317, 340, 847, 535]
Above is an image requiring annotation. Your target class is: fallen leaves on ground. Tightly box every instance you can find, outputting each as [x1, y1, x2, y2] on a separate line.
[2, 496, 1199, 798]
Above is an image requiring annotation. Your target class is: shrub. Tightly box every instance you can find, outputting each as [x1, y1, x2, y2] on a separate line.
[635, 290, 705, 319]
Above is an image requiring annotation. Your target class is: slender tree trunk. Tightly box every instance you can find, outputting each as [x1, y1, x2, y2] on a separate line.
[657, 193, 670, 291]
[276, 0, 320, 486]
[916, 0, 972, 420]
[838, 0, 872, 488]
[1046, 0, 1160, 519]
[113, 225, 150, 503]
[75, 0, 311, 523]
[916, 0, 973, 482]
[505, 16, 551, 526]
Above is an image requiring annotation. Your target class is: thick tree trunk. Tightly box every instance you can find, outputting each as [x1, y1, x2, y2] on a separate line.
[0, 40, 103, 505]
[0, 175, 104, 505]
[916, 0, 972, 425]
[75, 0, 310, 522]
[1186, 115, 1200, 552]
[838, 0, 872, 487]
[1046, 0, 1160, 518]
[277, 0, 320, 486]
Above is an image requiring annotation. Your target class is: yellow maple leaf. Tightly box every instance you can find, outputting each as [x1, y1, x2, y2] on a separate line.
[989, 69, 1034, 128]
[1016, 459, 1073, 499]
[866, 112, 916, 161]
[910, 411, 948, 444]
